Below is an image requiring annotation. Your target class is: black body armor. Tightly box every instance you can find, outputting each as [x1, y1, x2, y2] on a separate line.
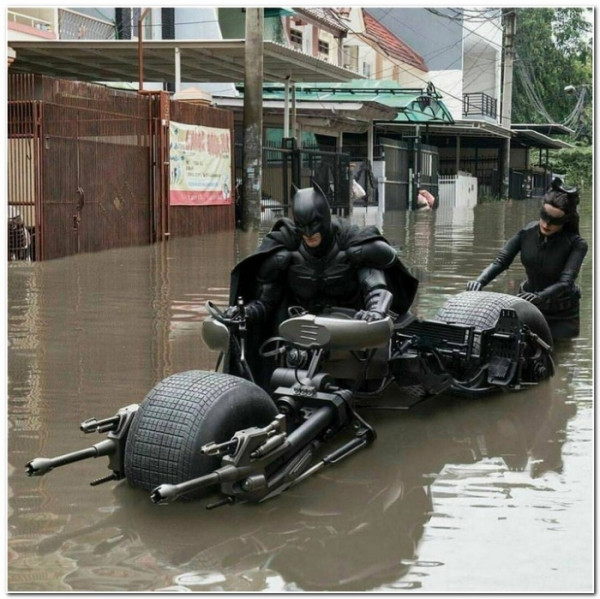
[253, 236, 397, 316]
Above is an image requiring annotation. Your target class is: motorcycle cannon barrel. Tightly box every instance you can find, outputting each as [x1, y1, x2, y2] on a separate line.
[150, 472, 220, 504]
[150, 464, 255, 504]
[26, 439, 117, 477]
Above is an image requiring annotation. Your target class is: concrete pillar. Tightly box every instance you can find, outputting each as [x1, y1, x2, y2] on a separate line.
[242, 7, 264, 231]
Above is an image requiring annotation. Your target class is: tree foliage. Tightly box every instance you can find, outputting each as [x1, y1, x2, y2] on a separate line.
[511, 7, 592, 142]
[550, 146, 593, 190]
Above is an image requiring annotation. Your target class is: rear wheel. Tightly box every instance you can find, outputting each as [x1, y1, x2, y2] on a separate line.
[124, 370, 278, 498]
[436, 291, 553, 349]
[435, 291, 554, 387]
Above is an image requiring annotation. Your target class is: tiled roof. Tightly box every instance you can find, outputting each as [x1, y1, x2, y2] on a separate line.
[362, 10, 428, 72]
[293, 8, 348, 33]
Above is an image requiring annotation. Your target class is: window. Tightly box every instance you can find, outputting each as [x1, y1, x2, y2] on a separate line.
[115, 7, 143, 40]
[318, 40, 329, 56]
[290, 28, 302, 49]
[362, 61, 372, 77]
[342, 45, 359, 71]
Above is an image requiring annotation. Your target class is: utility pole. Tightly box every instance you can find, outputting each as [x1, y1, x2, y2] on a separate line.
[242, 7, 264, 231]
[501, 8, 516, 199]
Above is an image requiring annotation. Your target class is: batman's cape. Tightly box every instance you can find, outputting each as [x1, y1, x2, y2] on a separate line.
[229, 216, 419, 318]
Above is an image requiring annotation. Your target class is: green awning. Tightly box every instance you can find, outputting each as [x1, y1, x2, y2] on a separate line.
[264, 7, 295, 18]
[258, 79, 454, 124]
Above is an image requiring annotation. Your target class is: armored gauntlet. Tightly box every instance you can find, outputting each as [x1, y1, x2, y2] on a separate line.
[355, 288, 393, 322]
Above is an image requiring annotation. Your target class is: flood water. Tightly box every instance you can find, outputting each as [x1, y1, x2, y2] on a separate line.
[7, 195, 594, 593]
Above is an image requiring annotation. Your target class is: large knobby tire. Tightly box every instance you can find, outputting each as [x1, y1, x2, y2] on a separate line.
[435, 291, 553, 349]
[124, 370, 278, 497]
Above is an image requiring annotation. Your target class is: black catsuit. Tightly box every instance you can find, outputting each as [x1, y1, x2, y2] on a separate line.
[477, 221, 588, 338]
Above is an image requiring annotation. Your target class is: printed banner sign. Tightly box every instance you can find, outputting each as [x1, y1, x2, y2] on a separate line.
[169, 121, 232, 206]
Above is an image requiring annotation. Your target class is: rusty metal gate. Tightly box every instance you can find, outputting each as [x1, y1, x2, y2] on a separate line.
[7, 76, 40, 261]
[168, 99, 235, 237]
[41, 101, 153, 260]
[8, 74, 154, 261]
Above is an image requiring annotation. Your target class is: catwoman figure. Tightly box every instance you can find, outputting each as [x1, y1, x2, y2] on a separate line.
[466, 178, 588, 339]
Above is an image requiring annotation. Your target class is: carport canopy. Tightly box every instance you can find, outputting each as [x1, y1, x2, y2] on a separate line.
[8, 39, 363, 83]
[257, 79, 455, 123]
[215, 97, 399, 134]
[511, 126, 574, 149]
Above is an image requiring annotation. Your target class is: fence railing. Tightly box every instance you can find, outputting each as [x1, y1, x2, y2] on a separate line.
[438, 174, 478, 208]
[463, 92, 498, 120]
[437, 173, 478, 227]
[235, 141, 351, 225]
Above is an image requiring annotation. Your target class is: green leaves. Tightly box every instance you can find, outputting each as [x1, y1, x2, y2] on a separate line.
[550, 146, 593, 190]
[512, 7, 592, 133]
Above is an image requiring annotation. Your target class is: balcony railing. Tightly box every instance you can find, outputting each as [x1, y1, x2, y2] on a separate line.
[7, 10, 52, 32]
[58, 8, 115, 40]
[463, 92, 498, 120]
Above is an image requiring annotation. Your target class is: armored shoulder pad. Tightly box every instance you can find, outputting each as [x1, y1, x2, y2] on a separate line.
[347, 239, 397, 269]
[257, 249, 292, 281]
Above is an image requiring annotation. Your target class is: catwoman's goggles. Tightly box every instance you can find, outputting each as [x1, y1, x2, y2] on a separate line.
[540, 207, 568, 226]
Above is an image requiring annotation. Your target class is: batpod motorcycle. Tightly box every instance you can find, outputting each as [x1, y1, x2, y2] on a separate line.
[26, 290, 554, 509]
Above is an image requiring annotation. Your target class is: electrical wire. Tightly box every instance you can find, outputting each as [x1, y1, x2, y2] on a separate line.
[106, 5, 502, 110]
[331, 8, 505, 109]
[107, 6, 583, 128]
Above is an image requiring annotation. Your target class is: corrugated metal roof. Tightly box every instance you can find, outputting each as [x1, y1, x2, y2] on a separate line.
[8, 39, 362, 83]
[362, 11, 428, 72]
[512, 123, 574, 136]
[214, 96, 399, 133]
[512, 129, 574, 150]
[293, 8, 348, 33]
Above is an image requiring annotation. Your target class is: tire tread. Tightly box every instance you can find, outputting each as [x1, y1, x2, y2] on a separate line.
[124, 370, 276, 493]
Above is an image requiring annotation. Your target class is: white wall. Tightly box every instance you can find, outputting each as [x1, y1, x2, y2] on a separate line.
[462, 9, 502, 52]
[462, 8, 503, 121]
[426, 70, 464, 119]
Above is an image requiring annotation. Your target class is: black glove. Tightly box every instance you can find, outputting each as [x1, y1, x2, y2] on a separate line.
[517, 291, 541, 305]
[223, 305, 242, 320]
[466, 280, 483, 292]
[223, 300, 266, 323]
[355, 288, 393, 322]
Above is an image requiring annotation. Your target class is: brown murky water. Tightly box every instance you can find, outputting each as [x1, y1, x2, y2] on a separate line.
[7, 196, 593, 592]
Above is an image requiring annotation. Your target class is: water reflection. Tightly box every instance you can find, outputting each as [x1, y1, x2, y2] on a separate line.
[12, 376, 574, 592]
[7, 196, 593, 592]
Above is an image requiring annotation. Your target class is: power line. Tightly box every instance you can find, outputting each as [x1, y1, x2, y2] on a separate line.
[102, 7, 507, 116]
[351, 8, 504, 107]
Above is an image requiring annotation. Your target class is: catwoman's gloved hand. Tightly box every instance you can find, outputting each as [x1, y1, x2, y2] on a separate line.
[466, 280, 483, 292]
[517, 291, 541, 305]
[355, 288, 393, 322]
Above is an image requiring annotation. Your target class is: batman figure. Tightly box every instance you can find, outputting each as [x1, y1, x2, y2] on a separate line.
[229, 184, 418, 328]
